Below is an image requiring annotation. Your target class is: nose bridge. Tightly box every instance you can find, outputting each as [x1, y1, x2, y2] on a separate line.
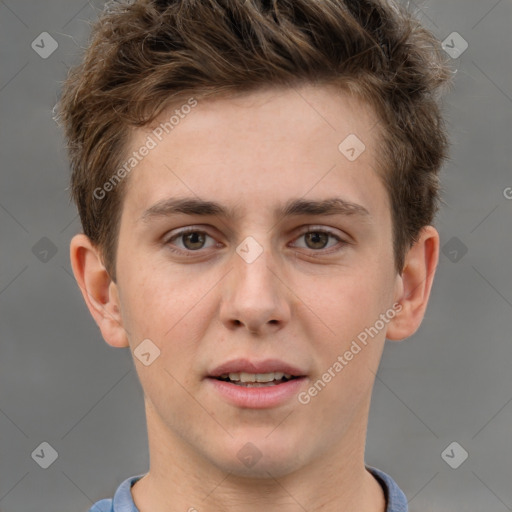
[233, 235, 278, 302]
[220, 233, 290, 332]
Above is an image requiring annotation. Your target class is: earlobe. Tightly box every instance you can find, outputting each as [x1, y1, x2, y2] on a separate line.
[69, 234, 129, 348]
[386, 225, 440, 342]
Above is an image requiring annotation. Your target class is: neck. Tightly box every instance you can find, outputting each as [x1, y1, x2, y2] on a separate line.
[132, 398, 386, 512]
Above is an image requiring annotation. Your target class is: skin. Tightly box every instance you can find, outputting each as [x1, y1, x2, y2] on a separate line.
[70, 84, 439, 512]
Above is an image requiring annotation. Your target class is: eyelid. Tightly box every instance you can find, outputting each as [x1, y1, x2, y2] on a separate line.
[164, 225, 350, 256]
[290, 226, 348, 250]
[165, 226, 219, 246]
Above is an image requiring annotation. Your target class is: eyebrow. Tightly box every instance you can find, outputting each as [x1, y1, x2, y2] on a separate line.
[139, 196, 371, 223]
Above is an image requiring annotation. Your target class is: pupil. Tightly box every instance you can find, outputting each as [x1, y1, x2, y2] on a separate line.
[305, 232, 328, 249]
[184, 232, 205, 250]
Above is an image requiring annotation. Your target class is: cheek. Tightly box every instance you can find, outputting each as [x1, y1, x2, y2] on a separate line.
[119, 257, 187, 338]
[123, 271, 213, 364]
[308, 268, 390, 331]
[300, 265, 393, 389]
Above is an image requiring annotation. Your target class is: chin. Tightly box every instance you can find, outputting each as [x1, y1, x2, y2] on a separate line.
[219, 457, 305, 480]
[208, 434, 308, 479]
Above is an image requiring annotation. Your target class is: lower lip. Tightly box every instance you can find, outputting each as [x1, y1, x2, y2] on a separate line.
[206, 377, 307, 409]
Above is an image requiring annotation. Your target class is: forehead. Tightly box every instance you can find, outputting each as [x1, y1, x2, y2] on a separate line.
[121, 84, 387, 222]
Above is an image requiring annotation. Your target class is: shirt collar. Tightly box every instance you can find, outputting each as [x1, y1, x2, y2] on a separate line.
[110, 467, 408, 512]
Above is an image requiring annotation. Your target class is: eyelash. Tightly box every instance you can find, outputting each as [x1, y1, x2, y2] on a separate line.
[164, 227, 348, 257]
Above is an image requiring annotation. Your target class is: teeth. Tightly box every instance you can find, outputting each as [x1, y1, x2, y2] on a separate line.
[257, 371, 284, 382]
[223, 372, 292, 383]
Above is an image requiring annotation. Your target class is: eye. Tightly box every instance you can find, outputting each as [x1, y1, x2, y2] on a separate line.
[165, 228, 218, 253]
[290, 228, 346, 252]
[164, 226, 348, 257]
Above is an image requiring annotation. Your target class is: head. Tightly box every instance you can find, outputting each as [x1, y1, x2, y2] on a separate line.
[61, 0, 451, 479]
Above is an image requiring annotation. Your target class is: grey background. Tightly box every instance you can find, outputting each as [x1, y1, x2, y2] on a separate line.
[0, 0, 511, 510]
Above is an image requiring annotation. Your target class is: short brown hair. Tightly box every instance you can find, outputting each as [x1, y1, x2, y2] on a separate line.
[58, 0, 452, 281]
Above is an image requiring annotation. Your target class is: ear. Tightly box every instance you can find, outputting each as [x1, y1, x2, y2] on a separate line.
[69, 234, 129, 348]
[386, 225, 439, 342]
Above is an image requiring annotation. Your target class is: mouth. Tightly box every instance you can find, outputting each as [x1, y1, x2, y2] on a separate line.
[206, 358, 307, 407]
[212, 371, 300, 387]
[207, 358, 307, 384]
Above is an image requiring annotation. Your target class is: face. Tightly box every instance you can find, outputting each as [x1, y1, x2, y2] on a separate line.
[104, 85, 403, 477]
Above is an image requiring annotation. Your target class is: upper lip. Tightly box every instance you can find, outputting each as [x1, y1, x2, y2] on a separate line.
[208, 358, 307, 378]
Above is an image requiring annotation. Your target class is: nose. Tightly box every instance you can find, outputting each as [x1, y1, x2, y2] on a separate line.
[219, 241, 291, 335]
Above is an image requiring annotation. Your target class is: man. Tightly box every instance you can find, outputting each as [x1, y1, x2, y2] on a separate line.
[58, 0, 452, 510]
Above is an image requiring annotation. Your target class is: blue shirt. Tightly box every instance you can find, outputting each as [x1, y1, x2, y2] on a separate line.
[89, 465, 408, 512]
